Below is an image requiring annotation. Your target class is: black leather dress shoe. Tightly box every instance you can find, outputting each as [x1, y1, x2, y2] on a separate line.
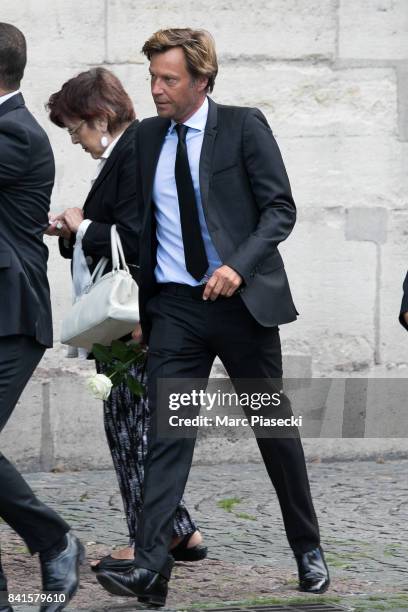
[96, 566, 168, 607]
[39, 532, 85, 611]
[296, 546, 330, 594]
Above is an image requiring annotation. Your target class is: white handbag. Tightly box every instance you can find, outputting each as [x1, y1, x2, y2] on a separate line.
[60, 225, 139, 350]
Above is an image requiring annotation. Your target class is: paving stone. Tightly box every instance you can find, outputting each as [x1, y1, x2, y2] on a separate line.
[1, 460, 407, 609]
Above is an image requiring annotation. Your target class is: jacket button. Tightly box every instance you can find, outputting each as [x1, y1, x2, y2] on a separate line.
[86, 256, 93, 265]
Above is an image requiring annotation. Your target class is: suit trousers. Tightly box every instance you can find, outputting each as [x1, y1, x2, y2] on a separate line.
[0, 335, 69, 554]
[134, 287, 320, 578]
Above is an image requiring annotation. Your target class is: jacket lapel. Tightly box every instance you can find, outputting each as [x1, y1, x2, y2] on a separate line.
[83, 120, 139, 210]
[199, 97, 218, 214]
[140, 118, 170, 232]
[0, 92, 25, 118]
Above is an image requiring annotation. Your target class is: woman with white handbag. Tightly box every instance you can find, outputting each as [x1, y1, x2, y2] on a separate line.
[45, 68, 207, 571]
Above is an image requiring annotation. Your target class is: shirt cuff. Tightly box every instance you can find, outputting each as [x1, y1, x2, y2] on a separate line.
[77, 219, 92, 239]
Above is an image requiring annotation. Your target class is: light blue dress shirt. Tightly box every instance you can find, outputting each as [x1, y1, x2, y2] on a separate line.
[152, 97, 222, 285]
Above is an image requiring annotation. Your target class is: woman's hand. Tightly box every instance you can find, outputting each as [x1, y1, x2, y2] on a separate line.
[63, 207, 84, 233]
[131, 322, 143, 344]
[45, 214, 72, 239]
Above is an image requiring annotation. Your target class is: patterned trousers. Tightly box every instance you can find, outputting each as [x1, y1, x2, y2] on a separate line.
[96, 360, 197, 546]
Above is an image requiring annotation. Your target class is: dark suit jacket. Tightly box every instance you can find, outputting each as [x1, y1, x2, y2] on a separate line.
[59, 120, 141, 280]
[0, 93, 54, 347]
[399, 272, 408, 330]
[136, 97, 298, 340]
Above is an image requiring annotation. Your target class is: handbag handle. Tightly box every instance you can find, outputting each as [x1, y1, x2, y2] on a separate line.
[111, 225, 130, 274]
[89, 225, 130, 287]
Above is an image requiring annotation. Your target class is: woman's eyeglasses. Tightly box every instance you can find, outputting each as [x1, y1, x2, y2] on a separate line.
[67, 120, 85, 137]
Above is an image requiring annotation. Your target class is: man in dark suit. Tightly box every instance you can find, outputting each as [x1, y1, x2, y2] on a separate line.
[97, 28, 329, 606]
[399, 272, 408, 330]
[0, 23, 83, 612]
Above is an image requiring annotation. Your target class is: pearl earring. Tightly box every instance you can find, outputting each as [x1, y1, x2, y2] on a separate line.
[100, 135, 109, 148]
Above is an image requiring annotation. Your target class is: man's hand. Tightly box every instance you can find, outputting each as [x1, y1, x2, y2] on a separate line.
[403, 312, 408, 325]
[63, 207, 84, 233]
[203, 265, 243, 301]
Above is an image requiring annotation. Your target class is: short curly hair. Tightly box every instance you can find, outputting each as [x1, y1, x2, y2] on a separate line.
[47, 67, 135, 133]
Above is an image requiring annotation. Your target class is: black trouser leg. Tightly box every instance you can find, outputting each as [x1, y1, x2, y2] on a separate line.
[212, 296, 320, 554]
[134, 293, 215, 577]
[0, 336, 69, 554]
[0, 548, 6, 592]
[95, 359, 197, 545]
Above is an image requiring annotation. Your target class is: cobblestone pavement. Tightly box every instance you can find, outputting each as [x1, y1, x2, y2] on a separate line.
[1, 459, 408, 611]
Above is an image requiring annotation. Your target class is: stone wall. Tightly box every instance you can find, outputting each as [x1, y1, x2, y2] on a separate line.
[2, 1, 408, 469]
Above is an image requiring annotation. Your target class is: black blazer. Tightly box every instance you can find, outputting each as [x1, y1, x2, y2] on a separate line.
[0, 93, 54, 347]
[136, 97, 298, 340]
[399, 272, 408, 330]
[59, 120, 141, 281]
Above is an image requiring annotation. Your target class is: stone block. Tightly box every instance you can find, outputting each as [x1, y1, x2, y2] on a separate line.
[378, 210, 408, 365]
[345, 207, 388, 244]
[1, 380, 44, 471]
[92, 63, 397, 140]
[397, 65, 408, 142]
[1, 0, 105, 66]
[49, 372, 111, 470]
[280, 137, 408, 211]
[279, 208, 376, 374]
[339, 0, 408, 60]
[105, 63, 157, 121]
[216, 65, 396, 138]
[283, 354, 313, 378]
[107, 0, 336, 63]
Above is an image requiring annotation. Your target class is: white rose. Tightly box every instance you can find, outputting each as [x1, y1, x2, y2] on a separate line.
[86, 373, 113, 400]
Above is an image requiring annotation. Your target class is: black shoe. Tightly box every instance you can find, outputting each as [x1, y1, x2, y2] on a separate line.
[171, 533, 208, 562]
[96, 567, 168, 607]
[296, 546, 330, 594]
[90, 555, 134, 574]
[39, 532, 85, 611]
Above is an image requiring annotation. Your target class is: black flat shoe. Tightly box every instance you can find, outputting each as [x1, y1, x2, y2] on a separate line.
[90, 555, 134, 573]
[171, 533, 208, 562]
[39, 532, 85, 611]
[296, 546, 330, 594]
[96, 566, 168, 607]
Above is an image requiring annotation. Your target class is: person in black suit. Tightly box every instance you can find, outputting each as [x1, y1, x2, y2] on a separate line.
[96, 28, 329, 606]
[399, 272, 408, 330]
[0, 23, 83, 612]
[46, 68, 206, 573]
